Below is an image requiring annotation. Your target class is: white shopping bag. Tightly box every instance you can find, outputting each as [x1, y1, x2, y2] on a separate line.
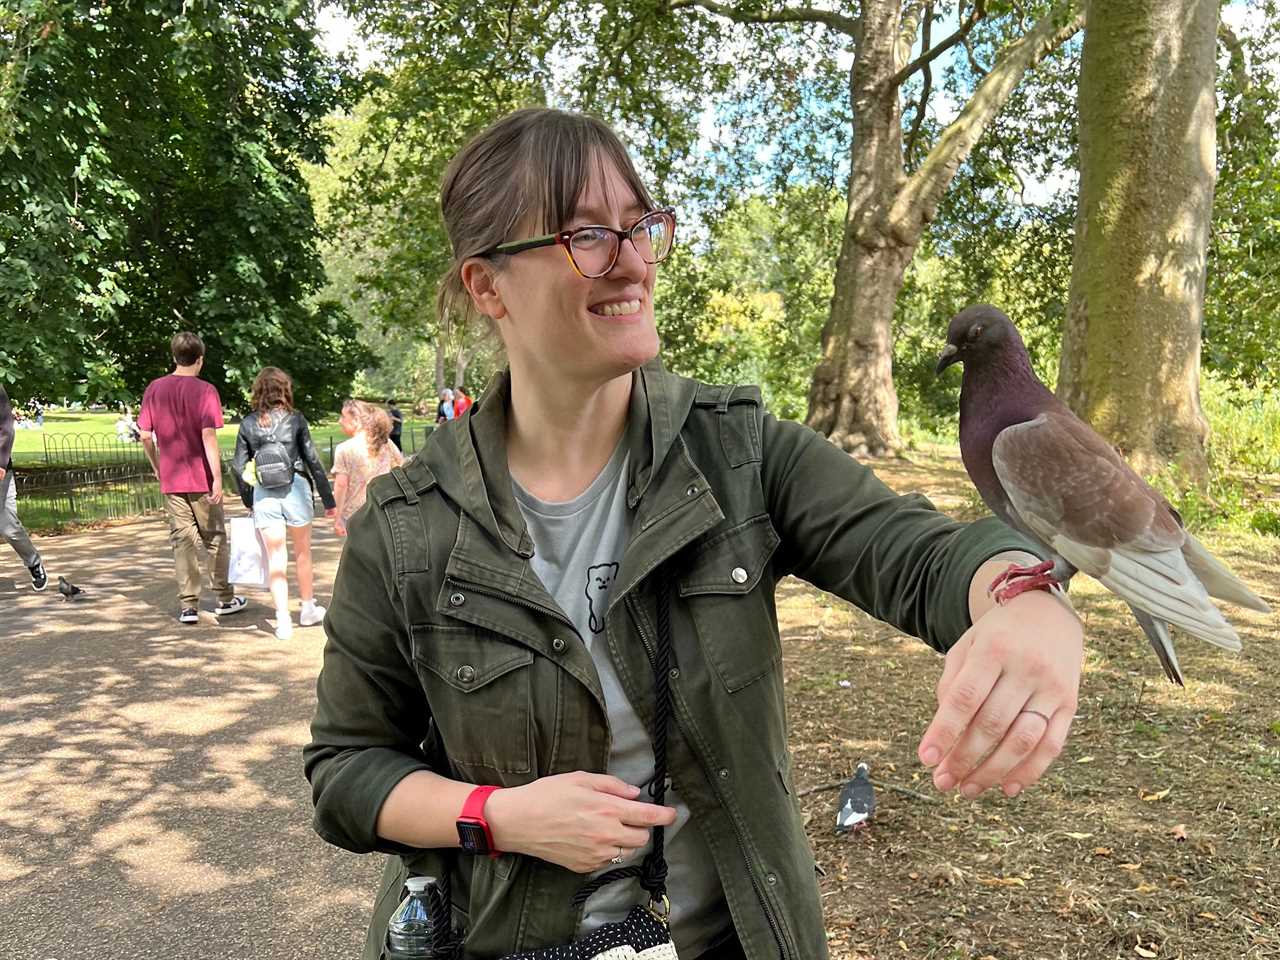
[227, 516, 268, 587]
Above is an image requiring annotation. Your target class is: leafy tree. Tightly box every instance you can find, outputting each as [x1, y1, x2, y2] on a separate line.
[0, 0, 369, 415]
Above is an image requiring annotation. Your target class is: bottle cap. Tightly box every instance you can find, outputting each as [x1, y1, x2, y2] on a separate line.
[405, 876, 433, 893]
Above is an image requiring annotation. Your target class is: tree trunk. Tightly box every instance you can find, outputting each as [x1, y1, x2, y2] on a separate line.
[1059, 0, 1215, 485]
[807, 0, 1084, 456]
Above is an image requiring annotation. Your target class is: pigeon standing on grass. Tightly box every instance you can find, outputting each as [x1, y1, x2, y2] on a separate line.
[57, 576, 84, 601]
[936, 304, 1270, 685]
[835, 762, 876, 834]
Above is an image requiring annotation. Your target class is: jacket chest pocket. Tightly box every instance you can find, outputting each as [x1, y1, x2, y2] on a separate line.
[679, 514, 782, 693]
[411, 625, 534, 776]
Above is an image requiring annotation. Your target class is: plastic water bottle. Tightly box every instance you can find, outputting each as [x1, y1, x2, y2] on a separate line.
[386, 876, 444, 959]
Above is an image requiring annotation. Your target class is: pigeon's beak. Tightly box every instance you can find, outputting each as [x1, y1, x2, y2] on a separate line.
[935, 342, 960, 374]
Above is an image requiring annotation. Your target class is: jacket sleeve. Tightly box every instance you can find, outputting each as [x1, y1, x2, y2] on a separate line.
[761, 414, 1044, 653]
[303, 498, 435, 855]
[297, 416, 336, 509]
[0, 387, 13, 467]
[231, 422, 254, 511]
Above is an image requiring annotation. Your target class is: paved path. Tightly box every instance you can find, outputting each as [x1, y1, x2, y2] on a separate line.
[0, 510, 383, 960]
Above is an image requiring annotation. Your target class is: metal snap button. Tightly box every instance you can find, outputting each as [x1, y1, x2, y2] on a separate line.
[730, 566, 748, 584]
[456, 664, 476, 683]
[551, 637, 567, 653]
[449, 591, 465, 607]
[718, 768, 730, 780]
[766, 873, 778, 886]
[669, 667, 680, 680]
[686, 484, 698, 497]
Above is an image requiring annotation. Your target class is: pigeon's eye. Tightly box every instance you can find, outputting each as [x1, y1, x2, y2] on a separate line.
[967, 324, 984, 341]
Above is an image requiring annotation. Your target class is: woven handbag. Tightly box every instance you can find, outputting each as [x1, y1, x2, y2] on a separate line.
[501, 577, 681, 959]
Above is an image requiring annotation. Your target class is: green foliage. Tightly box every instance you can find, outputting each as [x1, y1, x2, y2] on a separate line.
[0, 0, 369, 415]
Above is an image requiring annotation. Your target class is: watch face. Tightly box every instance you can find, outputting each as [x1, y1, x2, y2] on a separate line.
[457, 821, 489, 854]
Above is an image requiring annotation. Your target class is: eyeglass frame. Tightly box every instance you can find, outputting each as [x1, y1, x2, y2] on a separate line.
[480, 208, 677, 279]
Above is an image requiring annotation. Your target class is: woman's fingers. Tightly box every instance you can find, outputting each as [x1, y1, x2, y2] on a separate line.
[998, 706, 1073, 797]
[918, 651, 1001, 784]
[931, 675, 1031, 793]
[955, 702, 1054, 798]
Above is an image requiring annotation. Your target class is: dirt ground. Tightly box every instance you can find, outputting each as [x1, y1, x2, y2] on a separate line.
[798, 446, 1279, 960]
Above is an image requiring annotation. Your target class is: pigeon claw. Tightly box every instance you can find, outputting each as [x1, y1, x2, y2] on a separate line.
[987, 559, 1055, 597]
[992, 570, 1059, 605]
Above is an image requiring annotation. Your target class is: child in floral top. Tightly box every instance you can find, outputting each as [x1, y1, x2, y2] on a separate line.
[332, 400, 404, 536]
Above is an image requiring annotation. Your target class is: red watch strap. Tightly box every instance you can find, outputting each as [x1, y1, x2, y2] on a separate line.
[461, 784, 501, 821]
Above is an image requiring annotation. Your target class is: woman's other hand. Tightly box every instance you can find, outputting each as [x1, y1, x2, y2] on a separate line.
[486, 771, 676, 873]
[334, 517, 347, 537]
[917, 588, 1082, 799]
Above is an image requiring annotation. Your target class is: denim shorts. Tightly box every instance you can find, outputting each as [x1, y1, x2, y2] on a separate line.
[252, 473, 314, 528]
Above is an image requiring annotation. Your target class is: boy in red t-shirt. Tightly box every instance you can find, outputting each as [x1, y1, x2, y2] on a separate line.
[139, 332, 246, 624]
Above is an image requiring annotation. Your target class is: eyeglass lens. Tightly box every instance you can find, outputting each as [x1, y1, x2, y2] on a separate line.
[569, 211, 674, 277]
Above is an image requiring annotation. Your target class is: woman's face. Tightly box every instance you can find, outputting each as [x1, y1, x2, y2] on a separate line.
[482, 157, 660, 386]
[339, 408, 358, 436]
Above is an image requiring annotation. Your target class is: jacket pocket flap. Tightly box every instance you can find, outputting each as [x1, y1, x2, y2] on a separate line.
[679, 514, 780, 596]
[412, 628, 535, 692]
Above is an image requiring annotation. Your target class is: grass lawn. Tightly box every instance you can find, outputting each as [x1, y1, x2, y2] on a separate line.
[9, 409, 436, 467]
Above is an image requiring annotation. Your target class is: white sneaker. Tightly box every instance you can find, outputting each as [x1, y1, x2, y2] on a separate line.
[274, 612, 294, 640]
[299, 602, 326, 627]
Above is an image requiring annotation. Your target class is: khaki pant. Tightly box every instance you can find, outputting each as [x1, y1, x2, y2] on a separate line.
[1, 469, 41, 569]
[164, 493, 231, 608]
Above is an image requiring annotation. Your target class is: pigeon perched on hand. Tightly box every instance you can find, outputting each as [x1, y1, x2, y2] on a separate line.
[835, 762, 876, 834]
[937, 304, 1270, 685]
[57, 576, 84, 601]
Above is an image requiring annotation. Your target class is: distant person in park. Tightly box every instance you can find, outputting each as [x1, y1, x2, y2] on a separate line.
[231, 366, 336, 640]
[385, 398, 404, 451]
[0, 384, 49, 591]
[435, 387, 454, 423]
[115, 407, 140, 443]
[332, 399, 404, 537]
[452, 384, 472, 418]
[305, 108, 1084, 959]
[139, 332, 246, 625]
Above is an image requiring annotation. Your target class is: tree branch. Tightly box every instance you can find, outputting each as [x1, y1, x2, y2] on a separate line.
[667, 0, 860, 38]
[1218, 20, 1249, 93]
[891, 0, 1084, 237]
[888, 0, 986, 91]
[904, 1, 935, 164]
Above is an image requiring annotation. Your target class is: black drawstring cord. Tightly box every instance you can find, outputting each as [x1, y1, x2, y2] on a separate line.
[572, 578, 673, 908]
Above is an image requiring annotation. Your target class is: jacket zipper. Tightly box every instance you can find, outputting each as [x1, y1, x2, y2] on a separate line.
[626, 595, 791, 960]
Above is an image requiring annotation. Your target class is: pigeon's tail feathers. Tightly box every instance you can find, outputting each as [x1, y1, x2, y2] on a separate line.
[1181, 532, 1271, 612]
[1129, 605, 1185, 686]
[1099, 545, 1243, 652]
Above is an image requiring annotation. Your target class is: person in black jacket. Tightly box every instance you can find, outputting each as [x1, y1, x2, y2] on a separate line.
[231, 367, 336, 640]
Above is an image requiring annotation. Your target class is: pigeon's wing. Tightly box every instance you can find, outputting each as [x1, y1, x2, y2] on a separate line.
[992, 413, 1241, 650]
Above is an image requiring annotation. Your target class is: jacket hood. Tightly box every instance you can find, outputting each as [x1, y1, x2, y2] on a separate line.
[420, 359, 700, 557]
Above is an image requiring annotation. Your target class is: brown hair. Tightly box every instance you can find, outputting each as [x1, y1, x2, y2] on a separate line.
[342, 399, 392, 457]
[171, 331, 205, 366]
[251, 367, 294, 426]
[436, 108, 657, 332]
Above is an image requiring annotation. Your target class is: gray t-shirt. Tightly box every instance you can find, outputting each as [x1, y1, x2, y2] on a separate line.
[512, 438, 728, 956]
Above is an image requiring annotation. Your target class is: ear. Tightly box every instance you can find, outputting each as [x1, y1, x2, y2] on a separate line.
[460, 258, 509, 321]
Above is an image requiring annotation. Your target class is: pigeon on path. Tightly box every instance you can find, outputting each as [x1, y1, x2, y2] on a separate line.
[57, 576, 84, 601]
[834, 762, 876, 834]
[936, 304, 1270, 686]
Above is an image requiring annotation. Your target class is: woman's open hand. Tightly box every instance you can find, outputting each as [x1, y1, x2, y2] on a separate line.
[486, 771, 676, 873]
[917, 588, 1083, 799]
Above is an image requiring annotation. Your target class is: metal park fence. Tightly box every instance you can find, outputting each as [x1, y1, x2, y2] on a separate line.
[14, 464, 165, 530]
[40, 432, 150, 468]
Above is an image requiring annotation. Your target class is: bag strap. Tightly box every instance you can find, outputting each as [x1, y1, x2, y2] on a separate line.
[571, 577, 673, 911]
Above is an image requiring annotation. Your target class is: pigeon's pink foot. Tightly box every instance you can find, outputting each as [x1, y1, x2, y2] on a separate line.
[992, 568, 1060, 605]
[988, 559, 1056, 602]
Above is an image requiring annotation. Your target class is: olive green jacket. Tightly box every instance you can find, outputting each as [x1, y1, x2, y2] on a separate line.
[304, 361, 1038, 959]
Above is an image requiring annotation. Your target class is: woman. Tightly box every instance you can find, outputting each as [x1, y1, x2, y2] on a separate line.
[436, 387, 455, 423]
[232, 367, 336, 640]
[332, 399, 404, 537]
[305, 109, 1084, 960]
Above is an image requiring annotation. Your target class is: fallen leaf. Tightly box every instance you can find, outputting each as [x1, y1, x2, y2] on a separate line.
[1093, 846, 1113, 857]
[1171, 824, 1188, 841]
[1135, 947, 1158, 959]
[1076, 755, 1096, 763]
[976, 875, 1027, 887]
[1064, 831, 1093, 840]
[1119, 862, 1142, 871]
[1139, 787, 1171, 802]
[1197, 912, 1219, 921]
[1132, 883, 1158, 894]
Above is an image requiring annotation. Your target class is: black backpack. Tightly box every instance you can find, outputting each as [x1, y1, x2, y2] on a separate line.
[254, 413, 296, 489]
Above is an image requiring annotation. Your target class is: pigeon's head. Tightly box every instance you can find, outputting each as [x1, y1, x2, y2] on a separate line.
[936, 304, 1021, 374]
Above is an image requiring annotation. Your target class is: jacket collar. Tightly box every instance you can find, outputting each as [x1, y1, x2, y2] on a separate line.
[421, 359, 699, 558]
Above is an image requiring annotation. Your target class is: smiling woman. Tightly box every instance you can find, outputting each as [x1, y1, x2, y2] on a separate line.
[304, 107, 1086, 960]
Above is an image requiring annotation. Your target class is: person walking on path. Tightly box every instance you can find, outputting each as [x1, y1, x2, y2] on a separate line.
[385, 398, 404, 451]
[0, 384, 48, 591]
[434, 387, 454, 423]
[231, 367, 335, 640]
[139, 332, 245, 624]
[452, 384, 472, 418]
[305, 109, 1085, 960]
[332, 400, 404, 538]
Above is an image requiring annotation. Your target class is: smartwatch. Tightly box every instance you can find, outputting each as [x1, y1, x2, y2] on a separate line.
[456, 785, 502, 858]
